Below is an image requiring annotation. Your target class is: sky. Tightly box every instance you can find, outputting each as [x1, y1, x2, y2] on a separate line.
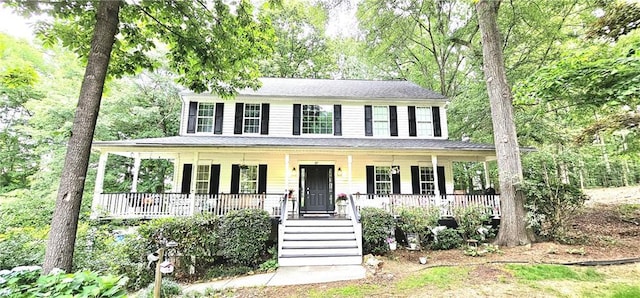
[0, 5, 36, 40]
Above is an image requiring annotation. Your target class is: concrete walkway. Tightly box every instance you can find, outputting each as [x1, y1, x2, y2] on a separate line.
[183, 265, 366, 293]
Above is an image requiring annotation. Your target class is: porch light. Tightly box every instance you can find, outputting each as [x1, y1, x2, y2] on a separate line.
[291, 167, 297, 175]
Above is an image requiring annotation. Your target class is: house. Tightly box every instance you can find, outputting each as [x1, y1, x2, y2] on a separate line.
[90, 78, 499, 266]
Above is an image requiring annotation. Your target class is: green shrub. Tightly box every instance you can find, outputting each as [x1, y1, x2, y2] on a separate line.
[204, 264, 253, 279]
[0, 266, 128, 297]
[452, 206, 491, 241]
[219, 209, 271, 266]
[143, 278, 182, 298]
[430, 228, 463, 250]
[0, 227, 47, 269]
[397, 207, 440, 246]
[360, 207, 395, 255]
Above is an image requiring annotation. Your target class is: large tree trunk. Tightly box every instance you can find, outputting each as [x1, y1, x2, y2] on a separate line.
[43, 1, 120, 273]
[475, 0, 533, 246]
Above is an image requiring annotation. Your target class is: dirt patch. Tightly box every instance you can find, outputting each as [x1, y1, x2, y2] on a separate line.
[584, 186, 640, 205]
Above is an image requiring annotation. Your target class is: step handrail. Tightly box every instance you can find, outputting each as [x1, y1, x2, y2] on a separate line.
[347, 194, 363, 255]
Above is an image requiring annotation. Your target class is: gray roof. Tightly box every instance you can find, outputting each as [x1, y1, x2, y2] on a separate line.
[184, 78, 447, 100]
[93, 136, 495, 152]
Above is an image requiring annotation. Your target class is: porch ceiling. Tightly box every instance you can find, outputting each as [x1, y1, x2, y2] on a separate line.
[93, 136, 499, 159]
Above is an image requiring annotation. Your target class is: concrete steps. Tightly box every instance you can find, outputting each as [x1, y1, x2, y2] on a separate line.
[279, 218, 362, 267]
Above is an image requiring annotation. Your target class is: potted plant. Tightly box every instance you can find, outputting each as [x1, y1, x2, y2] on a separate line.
[407, 235, 419, 250]
[387, 237, 397, 250]
[336, 193, 348, 217]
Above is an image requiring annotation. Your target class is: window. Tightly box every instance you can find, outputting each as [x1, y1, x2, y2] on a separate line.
[419, 166, 435, 195]
[240, 165, 258, 193]
[302, 105, 333, 134]
[375, 166, 392, 194]
[373, 106, 389, 136]
[195, 165, 211, 194]
[243, 104, 261, 133]
[416, 107, 433, 137]
[196, 103, 215, 132]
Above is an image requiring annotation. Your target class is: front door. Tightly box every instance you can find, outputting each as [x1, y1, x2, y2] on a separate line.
[300, 165, 334, 213]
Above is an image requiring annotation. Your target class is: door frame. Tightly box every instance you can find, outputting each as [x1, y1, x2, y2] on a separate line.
[298, 164, 335, 214]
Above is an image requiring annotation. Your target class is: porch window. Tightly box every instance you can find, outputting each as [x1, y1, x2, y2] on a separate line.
[375, 166, 392, 194]
[416, 107, 434, 137]
[195, 165, 211, 194]
[373, 106, 389, 136]
[196, 103, 215, 132]
[419, 166, 435, 195]
[243, 104, 261, 133]
[302, 105, 333, 134]
[240, 165, 258, 193]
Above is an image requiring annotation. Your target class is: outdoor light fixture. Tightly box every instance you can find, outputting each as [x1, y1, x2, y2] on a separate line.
[337, 167, 343, 177]
[292, 167, 297, 175]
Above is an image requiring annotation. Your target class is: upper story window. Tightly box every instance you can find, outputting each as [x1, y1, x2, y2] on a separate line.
[416, 107, 433, 137]
[240, 165, 258, 193]
[375, 166, 392, 195]
[419, 166, 435, 195]
[197, 103, 215, 133]
[302, 105, 333, 134]
[243, 104, 261, 134]
[373, 106, 389, 136]
[195, 165, 211, 194]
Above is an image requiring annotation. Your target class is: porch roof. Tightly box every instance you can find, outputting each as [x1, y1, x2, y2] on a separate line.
[93, 136, 496, 152]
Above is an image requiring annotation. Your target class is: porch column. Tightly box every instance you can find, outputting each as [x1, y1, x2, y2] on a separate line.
[431, 155, 440, 196]
[285, 154, 290, 191]
[483, 160, 490, 188]
[90, 151, 109, 219]
[172, 154, 180, 192]
[189, 152, 199, 215]
[131, 153, 141, 193]
[347, 155, 353, 194]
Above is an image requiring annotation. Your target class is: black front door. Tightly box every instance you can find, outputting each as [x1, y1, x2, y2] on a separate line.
[300, 165, 334, 212]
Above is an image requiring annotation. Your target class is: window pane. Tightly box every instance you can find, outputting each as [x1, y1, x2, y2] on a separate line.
[302, 105, 333, 134]
[419, 166, 435, 195]
[240, 165, 258, 193]
[373, 106, 389, 136]
[375, 166, 391, 195]
[197, 103, 215, 132]
[243, 104, 261, 133]
[416, 107, 433, 137]
[195, 165, 210, 194]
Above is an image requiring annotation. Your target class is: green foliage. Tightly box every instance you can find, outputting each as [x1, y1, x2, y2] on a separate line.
[610, 285, 640, 298]
[0, 192, 54, 233]
[0, 227, 47, 269]
[463, 243, 501, 257]
[505, 264, 603, 282]
[397, 207, 440, 246]
[396, 267, 468, 290]
[0, 267, 128, 297]
[219, 209, 271, 266]
[430, 228, 463, 251]
[143, 278, 182, 298]
[204, 264, 253, 280]
[360, 207, 395, 255]
[452, 206, 491, 241]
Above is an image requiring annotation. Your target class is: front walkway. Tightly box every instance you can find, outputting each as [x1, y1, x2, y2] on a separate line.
[182, 265, 366, 293]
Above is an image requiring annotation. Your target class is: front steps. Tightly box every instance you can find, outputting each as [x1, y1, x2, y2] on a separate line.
[279, 218, 362, 267]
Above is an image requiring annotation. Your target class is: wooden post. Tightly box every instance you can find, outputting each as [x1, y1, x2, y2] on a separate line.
[154, 248, 164, 298]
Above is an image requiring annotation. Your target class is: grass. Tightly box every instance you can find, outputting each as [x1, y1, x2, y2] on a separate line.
[395, 266, 468, 290]
[308, 284, 380, 298]
[505, 264, 603, 282]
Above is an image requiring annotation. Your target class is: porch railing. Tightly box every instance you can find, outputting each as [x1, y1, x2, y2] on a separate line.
[92, 192, 285, 219]
[352, 193, 501, 218]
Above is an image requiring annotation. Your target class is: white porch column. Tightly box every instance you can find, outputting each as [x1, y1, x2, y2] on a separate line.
[483, 160, 491, 188]
[91, 152, 109, 219]
[431, 155, 440, 196]
[172, 154, 180, 192]
[347, 155, 353, 194]
[285, 154, 290, 191]
[189, 152, 199, 215]
[131, 153, 141, 193]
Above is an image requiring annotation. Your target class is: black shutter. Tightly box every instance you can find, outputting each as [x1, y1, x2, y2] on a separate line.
[234, 103, 243, 134]
[187, 102, 197, 133]
[230, 164, 240, 194]
[366, 165, 375, 194]
[432, 106, 442, 137]
[334, 104, 342, 136]
[181, 164, 192, 193]
[209, 164, 220, 194]
[411, 166, 420, 194]
[260, 103, 270, 135]
[437, 166, 446, 195]
[258, 164, 267, 193]
[408, 106, 417, 137]
[390, 105, 398, 136]
[392, 167, 400, 194]
[364, 105, 373, 136]
[214, 102, 224, 134]
[293, 104, 301, 135]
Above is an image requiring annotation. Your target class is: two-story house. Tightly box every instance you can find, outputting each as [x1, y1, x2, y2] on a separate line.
[90, 78, 499, 266]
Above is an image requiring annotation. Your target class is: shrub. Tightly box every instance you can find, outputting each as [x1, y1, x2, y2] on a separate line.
[143, 278, 182, 298]
[430, 228, 463, 250]
[397, 207, 440, 246]
[219, 209, 271, 266]
[452, 206, 490, 241]
[360, 207, 395, 255]
[0, 266, 128, 297]
[0, 227, 47, 270]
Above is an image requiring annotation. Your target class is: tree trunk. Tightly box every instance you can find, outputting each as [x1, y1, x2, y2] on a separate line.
[42, 1, 120, 273]
[475, 0, 533, 246]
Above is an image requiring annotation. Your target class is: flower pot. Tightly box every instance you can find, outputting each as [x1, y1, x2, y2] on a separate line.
[419, 257, 427, 264]
[389, 242, 397, 250]
[409, 243, 417, 250]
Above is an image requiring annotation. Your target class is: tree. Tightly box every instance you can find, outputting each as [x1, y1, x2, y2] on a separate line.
[7, 0, 274, 272]
[475, 0, 532, 246]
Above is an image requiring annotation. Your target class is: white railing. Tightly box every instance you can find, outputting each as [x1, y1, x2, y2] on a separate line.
[92, 192, 285, 219]
[352, 193, 501, 218]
